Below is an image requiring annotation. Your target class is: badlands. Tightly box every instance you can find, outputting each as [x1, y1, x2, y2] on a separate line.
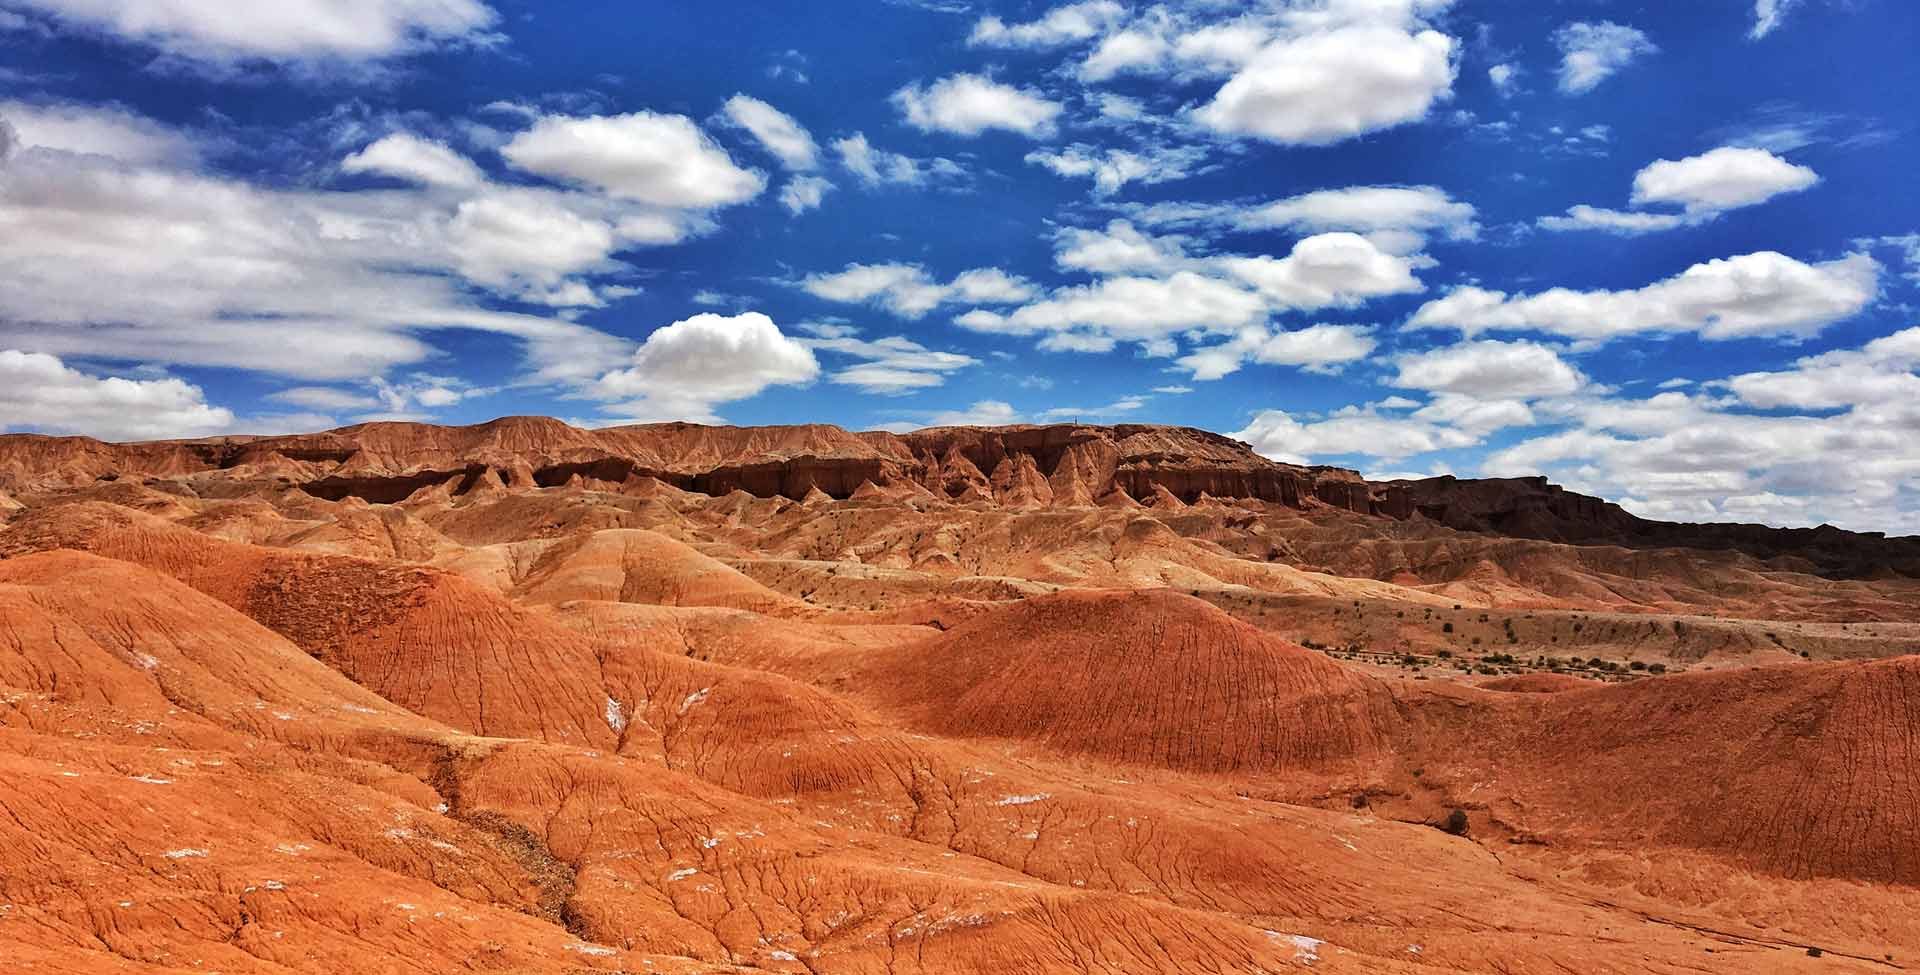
[0, 416, 1916, 974]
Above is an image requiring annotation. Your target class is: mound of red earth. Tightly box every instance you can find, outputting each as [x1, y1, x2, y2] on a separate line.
[859, 589, 1403, 774]
[3, 417, 1919, 974]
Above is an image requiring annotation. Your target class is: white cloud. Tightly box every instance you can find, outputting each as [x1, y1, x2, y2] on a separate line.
[1035, 395, 1149, 422]
[719, 94, 819, 170]
[1052, 220, 1193, 275]
[957, 271, 1268, 344]
[1177, 323, 1378, 381]
[801, 264, 1034, 318]
[969, 1, 1125, 48]
[892, 74, 1062, 138]
[930, 400, 1021, 427]
[2, 0, 496, 67]
[270, 386, 380, 412]
[1216, 232, 1424, 308]
[949, 268, 1036, 303]
[444, 189, 618, 302]
[807, 331, 978, 395]
[831, 132, 964, 187]
[1241, 184, 1477, 248]
[340, 132, 484, 189]
[0, 104, 670, 387]
[1194, 25, 1457, 145]
[0, 349, 234, 440]
[874, 399, 1024, 432]
[1488, 62, 1519, 97]
[1025, 143, 1207, 195]
[1554, 21, 1657, 95]
[1232, 407, 1479, 464]
[1537, 205, 1688, 235]
[1483, 369, 1920, 533]
[1081, 27, 1172, 82]
[1392, 340, 1586, 398]
[588, 312, 819, 423]
[1862, 233, 1920, 283]
[502, 111, 764, 209]
[1410, 252, 1879, 341]
[0, 99, 203, 167]
[1130, 184, 1477, 253]
[968, 230, 1420, 360]
[1726, 325, 1920, 409]
[1751, 0, 1803, 39]
[779, 175, 833, 215]
[1540, 146, 1817, 235]
[1630, 146, 1819, 215]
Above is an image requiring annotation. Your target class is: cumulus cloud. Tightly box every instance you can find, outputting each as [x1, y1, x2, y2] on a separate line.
[892, 73, 1062, 138]
[0, 131, 632, 381]
[502, 111, 764, 209]
[1409, 251, 1879, 341]
[1052, 220, 1194, 275]
[587, 312, 819, 423]
[1229, 337, 1587, 465]
[1131, 184, 1477, 252]
[1540, 146, 1818, 235]
[443, 189, 619, 301]
[956, 271, 1267, 348]
[1488, 63, 1519, 97]
[1482, 362, 1920, 533]
[1232, 407, 1480, 464]
[1194, 24, 1456, 145]
[719, 94, 819, 170]
[801, 263, 1034, 318]
[1243, 184, 1476, 251]
[1391, 340, 1586, 398]
[0, 98, 828, 410]
[1, 0, 497, 68]
[1177, 323, 1378, 381]
[1726, 325, 1920, 409]
[1554, 21, 1657, 95]
[778, 175, 833, 215]
[964, 229, 1421, 360]
[341, 132, 485, 188]
[1216, 232, 1424, 308]
[969, 1, 1125, 48]
[1630, 146, 1819, 215]
[0, 349, 235, 441]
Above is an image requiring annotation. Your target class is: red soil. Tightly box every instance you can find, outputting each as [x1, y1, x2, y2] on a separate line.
[2, 418, 1917, 973]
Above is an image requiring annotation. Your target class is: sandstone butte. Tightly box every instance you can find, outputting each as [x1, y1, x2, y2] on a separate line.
[1, 415, 1917, 974]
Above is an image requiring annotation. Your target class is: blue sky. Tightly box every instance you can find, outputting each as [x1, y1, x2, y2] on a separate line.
[2, 0, 1919, 531]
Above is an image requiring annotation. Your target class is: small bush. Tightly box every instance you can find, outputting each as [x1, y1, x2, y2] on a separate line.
[1442, 622, 1454, 633]
[1442, 809, 1469, 835]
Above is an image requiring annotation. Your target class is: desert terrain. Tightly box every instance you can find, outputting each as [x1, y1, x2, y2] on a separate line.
[1, 417, 1915, 974]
